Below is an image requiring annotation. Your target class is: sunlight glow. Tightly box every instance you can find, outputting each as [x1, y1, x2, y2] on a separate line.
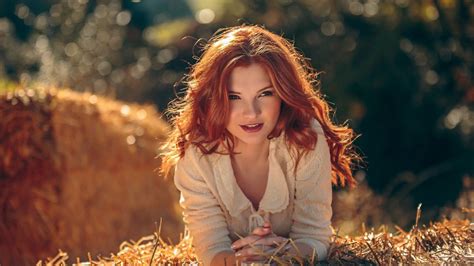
[120, 105, 130, 117]
[213, 32, 235, 49]
[195, 8, 215, 24]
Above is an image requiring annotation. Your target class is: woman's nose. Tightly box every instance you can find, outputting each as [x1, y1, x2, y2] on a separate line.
[242, 101, 261, 118]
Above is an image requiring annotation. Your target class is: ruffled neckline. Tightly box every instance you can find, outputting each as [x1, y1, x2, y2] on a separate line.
[214, 134, 289, 217]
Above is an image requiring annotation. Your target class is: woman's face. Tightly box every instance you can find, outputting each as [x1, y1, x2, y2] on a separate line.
[226, 63, 282, 147]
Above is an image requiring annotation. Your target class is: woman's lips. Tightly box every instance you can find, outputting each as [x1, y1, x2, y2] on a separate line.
[240, 123, 264, 133]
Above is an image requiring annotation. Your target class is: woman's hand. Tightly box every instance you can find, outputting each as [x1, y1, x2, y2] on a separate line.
[231, 221, 288, 262]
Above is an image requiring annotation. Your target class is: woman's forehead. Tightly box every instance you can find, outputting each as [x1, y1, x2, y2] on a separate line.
[228, 63, 272, 91]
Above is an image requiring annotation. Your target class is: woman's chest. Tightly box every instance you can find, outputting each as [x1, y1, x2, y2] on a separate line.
[236, 180, 267, 210]
[233, 161, 269, 210]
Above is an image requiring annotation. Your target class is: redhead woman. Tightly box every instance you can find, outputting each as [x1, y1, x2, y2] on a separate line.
[161, 25, 359, 265]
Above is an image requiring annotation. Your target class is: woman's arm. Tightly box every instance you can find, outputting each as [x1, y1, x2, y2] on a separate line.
[210, 250, 236, 266]
[174, 148, 234, 265]
[289, 129, 333, 261]
[286, 242, 316, 258]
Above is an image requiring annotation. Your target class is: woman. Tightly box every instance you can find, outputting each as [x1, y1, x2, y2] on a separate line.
[161, 25, 359, 265]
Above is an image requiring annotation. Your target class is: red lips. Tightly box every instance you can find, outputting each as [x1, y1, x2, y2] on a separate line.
[240, 123, 263, 133]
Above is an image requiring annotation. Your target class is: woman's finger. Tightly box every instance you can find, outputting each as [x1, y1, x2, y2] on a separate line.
[234, 245, 271, 257]
[251, 220, 273, 236]
[251, 226, 272, 236]
[236, 254, 266, 265]
[235, 242, 290, 261]
[262, 221, 272, 229]
[252, 236, 287, 247]
[233, 235, 287, 254]
[231, 235, 260, 250]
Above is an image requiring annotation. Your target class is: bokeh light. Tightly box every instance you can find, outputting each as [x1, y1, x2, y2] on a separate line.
[195, 8, 215, 24]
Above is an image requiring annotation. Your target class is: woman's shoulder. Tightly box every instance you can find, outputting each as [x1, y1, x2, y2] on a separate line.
[310, 118, 324, 136]
[272, 118, 325, 152]
[306, 118, 330, 160]
[177, 143, 220, 172]
[293, 119, 331, 179]
[308, 118, 329, 155]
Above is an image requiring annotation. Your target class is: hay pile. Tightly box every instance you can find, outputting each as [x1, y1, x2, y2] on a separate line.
[0, 87, 183, 265]
[329, 213, 473, 264]
[39, 213, 473, 265]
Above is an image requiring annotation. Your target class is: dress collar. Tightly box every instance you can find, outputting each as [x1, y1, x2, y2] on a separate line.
[214, 135, 289, 217]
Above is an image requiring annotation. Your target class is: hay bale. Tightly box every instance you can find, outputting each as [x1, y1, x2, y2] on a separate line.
[0, 87, 183, 265]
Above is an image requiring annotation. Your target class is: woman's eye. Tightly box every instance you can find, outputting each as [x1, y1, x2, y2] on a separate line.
[228, 94, 240, 100]
[259, 90, 274, 97]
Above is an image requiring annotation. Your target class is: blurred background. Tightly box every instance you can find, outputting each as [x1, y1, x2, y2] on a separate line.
[1, 0, 473, 264]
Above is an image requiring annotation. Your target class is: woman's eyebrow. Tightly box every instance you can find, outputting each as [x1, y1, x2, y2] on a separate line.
[228, 85, 274, 94]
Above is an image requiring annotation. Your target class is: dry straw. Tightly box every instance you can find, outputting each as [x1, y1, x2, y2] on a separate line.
[40, 209, 473, 265]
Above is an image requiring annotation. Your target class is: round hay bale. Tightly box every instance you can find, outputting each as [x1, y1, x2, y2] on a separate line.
[0, 88, 183, 265]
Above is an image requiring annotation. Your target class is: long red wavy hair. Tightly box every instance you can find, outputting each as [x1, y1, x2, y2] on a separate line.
[160, 25, 360, 187]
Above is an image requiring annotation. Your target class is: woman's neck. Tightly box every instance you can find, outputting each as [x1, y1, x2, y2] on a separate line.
[232, 139, 270, 163]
